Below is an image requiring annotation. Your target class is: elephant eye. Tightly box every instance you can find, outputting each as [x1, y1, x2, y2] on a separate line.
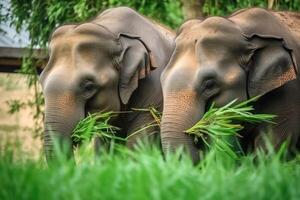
[81, 81, 98, 99]
[203, 79, 216, 90]
[201, 79, 220, 97]
[85, 82, 96, 91]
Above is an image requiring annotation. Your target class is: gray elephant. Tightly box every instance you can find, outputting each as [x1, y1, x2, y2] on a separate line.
[40, 7, 175, 161]
[160, 8, 300, 162]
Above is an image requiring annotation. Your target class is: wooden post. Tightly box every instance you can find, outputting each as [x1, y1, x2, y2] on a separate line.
[268, 0, 275, 9]
[181, 0, 205, 20]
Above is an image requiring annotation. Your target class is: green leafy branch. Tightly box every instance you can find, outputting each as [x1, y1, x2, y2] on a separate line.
[72, 107, 162, 146]
[72, 112, 124, 147]
[71, 97, 275, 159]
[131, 107, 162, 127]
[185, 96, 276, 159]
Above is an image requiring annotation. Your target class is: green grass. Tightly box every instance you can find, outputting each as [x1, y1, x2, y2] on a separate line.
[0, 142, 299, 200]
[1, 98, 298, 200]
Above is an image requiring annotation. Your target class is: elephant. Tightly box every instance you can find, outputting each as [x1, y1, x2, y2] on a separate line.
[40, 7, 175, 161]
[160, 8, 300, 162]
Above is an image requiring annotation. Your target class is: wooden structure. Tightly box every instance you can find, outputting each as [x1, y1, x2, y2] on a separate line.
[0, 47, 46, 73]
[0, 3, 47, 74]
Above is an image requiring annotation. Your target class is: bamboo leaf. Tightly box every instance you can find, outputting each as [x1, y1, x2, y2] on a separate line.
[185, 96, 275, 159]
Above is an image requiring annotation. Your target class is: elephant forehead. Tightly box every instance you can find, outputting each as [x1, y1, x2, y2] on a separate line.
[51, 33, 120, 52]
[48, 33, 122, 69]
[196, 34, 247, 58]
[51, 22, 116, 41]
[50, 23, 122, 56]
[177, 17, 244, 46]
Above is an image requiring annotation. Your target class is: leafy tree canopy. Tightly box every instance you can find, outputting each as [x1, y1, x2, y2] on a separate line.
[1, 0, 299, 47]
[7, 0, 183, 47]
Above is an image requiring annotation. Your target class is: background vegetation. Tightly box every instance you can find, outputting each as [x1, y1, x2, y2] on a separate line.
[3, 0, 300, 47]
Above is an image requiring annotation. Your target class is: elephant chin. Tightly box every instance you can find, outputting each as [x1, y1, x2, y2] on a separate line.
[160, 91, 204, 163]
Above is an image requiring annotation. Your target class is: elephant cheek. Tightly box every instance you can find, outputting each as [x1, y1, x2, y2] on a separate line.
[86, 90, 121, 113]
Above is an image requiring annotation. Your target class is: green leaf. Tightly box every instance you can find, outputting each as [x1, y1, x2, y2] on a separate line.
[185, 96, 276, 159]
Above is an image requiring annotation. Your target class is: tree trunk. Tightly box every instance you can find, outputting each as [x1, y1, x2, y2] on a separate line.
[268, 0, 275, 9]
[181, 0, 205, 20]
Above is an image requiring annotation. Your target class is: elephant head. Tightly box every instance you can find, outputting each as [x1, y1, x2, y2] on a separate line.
[160, 16, 298, 162]
[40, 22, 157, 161]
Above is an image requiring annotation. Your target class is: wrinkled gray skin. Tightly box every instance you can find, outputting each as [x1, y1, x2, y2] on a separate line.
[161, 8, 300, 162]
[40, 7, 175, 161]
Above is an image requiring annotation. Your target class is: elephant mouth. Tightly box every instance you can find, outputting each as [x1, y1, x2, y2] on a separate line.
[83, 106, 121, 126]
[84, 108, 98, 116]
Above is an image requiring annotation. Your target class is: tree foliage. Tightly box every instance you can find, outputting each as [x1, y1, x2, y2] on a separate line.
[8, 0, 183, 47]
[3, 0, 299, 49]
[203, 0, 300, 16]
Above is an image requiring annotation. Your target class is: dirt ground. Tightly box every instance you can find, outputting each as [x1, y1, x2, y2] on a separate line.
[0, 73, 42, 158]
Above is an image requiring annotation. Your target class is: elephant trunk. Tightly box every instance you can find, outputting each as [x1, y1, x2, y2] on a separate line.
[161, 91, 203, 163]
[44, 94, 84, 162]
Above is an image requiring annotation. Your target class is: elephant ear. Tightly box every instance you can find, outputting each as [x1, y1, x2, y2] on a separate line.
[246, 34, 298, 98]
[118, 34, 156, 105]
